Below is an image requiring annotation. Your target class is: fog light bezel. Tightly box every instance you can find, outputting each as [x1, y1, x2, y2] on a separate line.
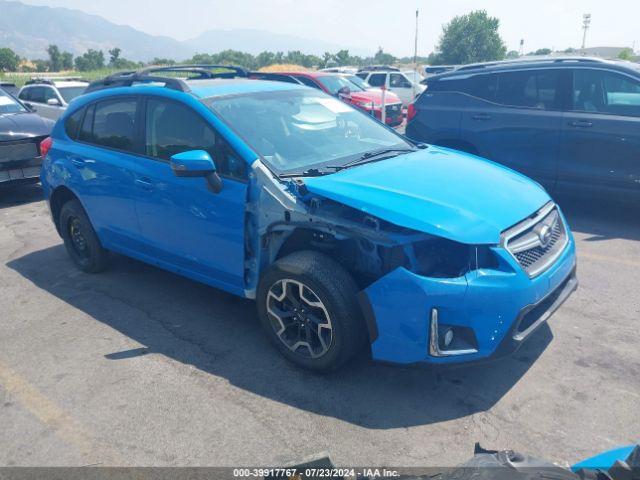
[429, 308, 479, 357]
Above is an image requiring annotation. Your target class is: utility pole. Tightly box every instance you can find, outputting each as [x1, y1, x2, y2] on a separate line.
[581, 14, 591, 53]
[519, 39, 524, 57]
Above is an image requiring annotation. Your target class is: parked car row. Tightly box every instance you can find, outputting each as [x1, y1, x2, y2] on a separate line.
[18, 77, 90, 121]
[406, 56, 640, 202]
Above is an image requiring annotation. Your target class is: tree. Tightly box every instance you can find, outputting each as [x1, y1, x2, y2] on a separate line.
[109, 47, 121, 64]
[75, 49, 105, 71]
[373, 47, 395, 65]
[618, 48, 634, 60]
[533, 48, 552, 56]
[0, 47, 20, 71]
[47, 44, 62, 71]
[61, 51, 74, 70]
[506, 50, 520, 59]
[434, 10, 507, 64]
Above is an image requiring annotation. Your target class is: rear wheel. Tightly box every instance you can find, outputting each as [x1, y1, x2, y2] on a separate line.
[59, 199, 108, 273]
[257, 251, 366, 371]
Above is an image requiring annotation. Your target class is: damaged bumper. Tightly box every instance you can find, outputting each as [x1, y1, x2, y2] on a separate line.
[358, 235, 577, 365]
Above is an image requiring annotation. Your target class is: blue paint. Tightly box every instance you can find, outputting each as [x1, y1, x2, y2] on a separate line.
[305, 146, 550, 244]
[572, 445, 637, 472]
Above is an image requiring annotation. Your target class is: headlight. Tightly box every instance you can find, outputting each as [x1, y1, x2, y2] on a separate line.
[410, 238, 499, 277]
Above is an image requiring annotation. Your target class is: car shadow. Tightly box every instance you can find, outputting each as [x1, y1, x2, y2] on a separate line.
[556, 194, 640, 242]
[0, 183, 43, 209]
[7, 245, 552, 429]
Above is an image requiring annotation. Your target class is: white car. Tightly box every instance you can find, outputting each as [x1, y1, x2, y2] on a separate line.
[355, 70, 425, 107]
[18, 77, 89, 121]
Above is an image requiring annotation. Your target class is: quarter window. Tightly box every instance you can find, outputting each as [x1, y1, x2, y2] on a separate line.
[65, 107, 85, 139]
[145, 99, 246, 179]
[572, 69, 640, 117]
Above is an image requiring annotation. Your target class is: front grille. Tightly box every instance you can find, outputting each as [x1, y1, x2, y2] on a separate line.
[502, 203, 568, 278]
[385, 103, 402, 116]
[0, 141, 39, 164]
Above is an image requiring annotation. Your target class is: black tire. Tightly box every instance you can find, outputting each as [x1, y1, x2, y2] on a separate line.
[257, 250, 366, 371]
[59, 199, 108, 273]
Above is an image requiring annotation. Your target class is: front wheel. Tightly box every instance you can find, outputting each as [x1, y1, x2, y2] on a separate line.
[257, 251, 366, 371]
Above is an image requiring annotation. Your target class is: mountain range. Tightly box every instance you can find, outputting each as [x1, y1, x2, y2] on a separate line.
[0, 0, 367, 62]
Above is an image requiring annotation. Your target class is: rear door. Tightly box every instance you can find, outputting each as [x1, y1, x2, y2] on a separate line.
[132, 97, 248, 293]
[559, 68, 640, 199]
[460, 68, 563, 191]
[65, 97, 144, 254]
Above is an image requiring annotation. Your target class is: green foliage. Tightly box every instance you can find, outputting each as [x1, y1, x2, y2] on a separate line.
[0, 47, 20, 71]
[506, 50, 520, 59]
[61, 51, 74, 70]
[373, 47, 396, 65]
[47, 44, 62, 71]
[434, 10, 507, 64]
[532, 48, 552, 56]
[618, 48, 634, 61]
[75, 49, 105, 71]
[563, 47, 577, 54]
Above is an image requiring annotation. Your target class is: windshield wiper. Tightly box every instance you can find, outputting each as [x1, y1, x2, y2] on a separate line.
[329, 148, 416, 171]
[279, 168, 332, 179]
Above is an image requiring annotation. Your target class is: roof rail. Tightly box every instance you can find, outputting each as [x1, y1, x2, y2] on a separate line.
[85, 65, 250, 94]
[455, 56, 607, 72]
[25, 76, 87, 85]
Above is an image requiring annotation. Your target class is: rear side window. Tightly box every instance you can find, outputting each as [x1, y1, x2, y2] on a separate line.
[81, 99, 138, 152]
[368, 74, 386, 87]
[572, 69, 640, 117]
[65, 108, 85, 139]
[145, 99, 246, 179]
[492, 70, 560, 109]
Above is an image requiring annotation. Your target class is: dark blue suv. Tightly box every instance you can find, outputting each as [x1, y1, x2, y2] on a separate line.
[406, 57, 640, 201]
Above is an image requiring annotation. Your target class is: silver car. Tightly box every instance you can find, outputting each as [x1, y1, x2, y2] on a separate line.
[18, 78, 89, 121]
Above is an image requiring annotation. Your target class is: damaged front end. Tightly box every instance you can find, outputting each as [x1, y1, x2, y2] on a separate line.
[245, 161, 577, 366]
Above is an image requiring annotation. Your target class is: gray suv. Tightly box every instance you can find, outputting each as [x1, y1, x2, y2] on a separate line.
[18, 77, 88, 121]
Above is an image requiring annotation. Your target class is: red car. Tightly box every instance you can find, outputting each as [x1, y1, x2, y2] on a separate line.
[251, 71, 404, 127]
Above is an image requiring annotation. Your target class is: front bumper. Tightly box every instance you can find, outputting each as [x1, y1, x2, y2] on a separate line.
[358, 233, 577, 365]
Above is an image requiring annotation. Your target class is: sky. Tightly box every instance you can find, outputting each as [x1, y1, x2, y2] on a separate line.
[20, 0, 640, 57]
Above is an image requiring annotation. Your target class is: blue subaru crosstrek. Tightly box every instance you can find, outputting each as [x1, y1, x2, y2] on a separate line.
[40, 65, 578, 371]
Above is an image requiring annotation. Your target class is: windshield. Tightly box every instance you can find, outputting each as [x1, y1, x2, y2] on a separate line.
[316, 75, 364, 95]
[206, 89, 411, 175]
[345, 75, 371, 90]
[0, 89, 26, 114]
[58, 86, 87, 103]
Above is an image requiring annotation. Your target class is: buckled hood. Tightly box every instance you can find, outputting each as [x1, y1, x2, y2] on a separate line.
[304, 146, 551, 245]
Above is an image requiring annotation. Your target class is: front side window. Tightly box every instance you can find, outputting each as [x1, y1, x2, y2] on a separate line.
[315, 75, 364, 95]
[493, 70, 560, 109]
[86, 99, 138, 152]
[206, 89, 412, 175]
[25, 87, 46, 103]
[572, 69, 640, 117]
[146, 99, 245, 179]
[390, 73, 412, 88]
[0, 89, 27, 114]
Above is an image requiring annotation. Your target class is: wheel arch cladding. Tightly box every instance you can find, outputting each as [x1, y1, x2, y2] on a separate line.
[50, 185, 79, 234]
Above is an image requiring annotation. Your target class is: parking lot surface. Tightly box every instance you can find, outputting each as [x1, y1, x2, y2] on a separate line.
[0, 184, 638, 467]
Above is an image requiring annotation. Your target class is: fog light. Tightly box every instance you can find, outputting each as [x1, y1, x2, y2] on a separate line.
[443, 328, 454, 348]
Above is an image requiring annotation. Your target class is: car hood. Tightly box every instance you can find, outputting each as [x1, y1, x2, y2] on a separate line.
[350, 90, 402, 105]
[0, 113, 54, 142]
[303, 146, 551, 245]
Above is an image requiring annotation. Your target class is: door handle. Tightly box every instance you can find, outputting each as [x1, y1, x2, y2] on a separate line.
[70, 157, 86, 167]
[472, 113, 492, 121]
[568, 120, 593, 128]
[135, 177, 154, 190]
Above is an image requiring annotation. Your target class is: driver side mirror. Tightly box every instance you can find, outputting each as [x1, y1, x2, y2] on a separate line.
[170, 150, 223, 194]
[47, 98, 62, 106]
[337, 86, 351, 98]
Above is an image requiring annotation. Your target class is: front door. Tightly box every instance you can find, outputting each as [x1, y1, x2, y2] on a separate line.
[559, 68, 640, 199]
[133, 97, 248, 294]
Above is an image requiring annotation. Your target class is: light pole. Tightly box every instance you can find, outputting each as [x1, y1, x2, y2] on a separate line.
[581, 14, 591, 53]
[413, 8, 419, 99]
